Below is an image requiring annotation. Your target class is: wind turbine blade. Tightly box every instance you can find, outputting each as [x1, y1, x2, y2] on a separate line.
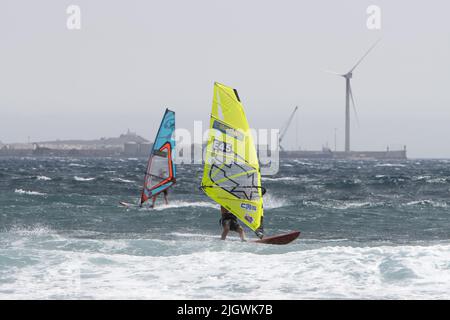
[349, 38, 381, 73]
[349, 84, 360, 127]
[323, 69, 344, 77]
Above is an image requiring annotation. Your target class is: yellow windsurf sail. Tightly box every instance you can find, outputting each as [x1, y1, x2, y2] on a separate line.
[201, 82, 264, 236]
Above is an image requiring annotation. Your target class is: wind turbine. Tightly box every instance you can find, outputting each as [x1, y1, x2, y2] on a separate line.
[326, 39, 381, 153]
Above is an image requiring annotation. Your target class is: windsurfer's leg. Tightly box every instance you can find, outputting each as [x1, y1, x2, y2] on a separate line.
[151, 196, 156, 208]
[221, 222, 230, 240]
[164, 191, 168, 205]
[238, 227, 246, 242]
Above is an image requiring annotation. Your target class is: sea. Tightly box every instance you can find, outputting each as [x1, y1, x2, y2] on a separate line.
[1, 157, 450, 299]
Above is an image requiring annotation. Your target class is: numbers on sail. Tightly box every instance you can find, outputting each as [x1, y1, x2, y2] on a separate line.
[212, 138, 233, 154]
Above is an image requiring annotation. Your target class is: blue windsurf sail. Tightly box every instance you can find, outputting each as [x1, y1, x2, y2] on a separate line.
[140, 108, 176, 205]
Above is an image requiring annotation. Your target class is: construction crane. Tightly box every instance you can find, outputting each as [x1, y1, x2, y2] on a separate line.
[279, 106, 299, 151]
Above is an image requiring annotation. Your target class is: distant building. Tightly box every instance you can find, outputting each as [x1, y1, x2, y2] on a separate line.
[8, 143, 35, 150]
[124, 142, 139, 156]
[123, 142, 153, 156]
[138, 143, 152, 156]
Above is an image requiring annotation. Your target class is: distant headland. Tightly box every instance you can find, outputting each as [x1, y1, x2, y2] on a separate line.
[0, 130, 152, 157]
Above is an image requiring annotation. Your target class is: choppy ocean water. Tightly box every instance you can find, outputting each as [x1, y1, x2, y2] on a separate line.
[1, 157, 450, 299]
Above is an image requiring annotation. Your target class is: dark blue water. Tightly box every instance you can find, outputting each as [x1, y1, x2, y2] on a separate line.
[2, 157, 449, 241]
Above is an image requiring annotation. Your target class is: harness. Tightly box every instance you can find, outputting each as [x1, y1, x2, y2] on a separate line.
[219, 210, 237, 225]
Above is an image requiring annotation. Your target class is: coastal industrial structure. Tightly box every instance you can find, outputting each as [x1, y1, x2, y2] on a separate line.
[279, 147, 407, 160]
[274, 101, 407, 160]
[279, 106, 299, 151]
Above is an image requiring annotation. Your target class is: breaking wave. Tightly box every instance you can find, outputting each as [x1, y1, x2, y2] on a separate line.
[14, 189, 47, 196]
[111, 178, 134, 183]
[150, 201, 218, 211]
[74, 176, 95, 182]
[36, 175, 52, 181]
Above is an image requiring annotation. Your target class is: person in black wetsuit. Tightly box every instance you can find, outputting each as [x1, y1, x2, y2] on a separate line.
[220, 206, 246, 241]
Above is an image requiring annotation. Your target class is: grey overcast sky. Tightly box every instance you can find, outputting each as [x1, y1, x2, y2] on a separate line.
[0, 0, 449, 158]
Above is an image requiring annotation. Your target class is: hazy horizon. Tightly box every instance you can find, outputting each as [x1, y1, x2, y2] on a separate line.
[1, 1, 449, 158]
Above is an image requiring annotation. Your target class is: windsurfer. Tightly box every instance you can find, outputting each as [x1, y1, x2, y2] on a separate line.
[149, 189, 168, 208]
[220, 206, 246, 241]
[149, 168, 176, 208]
